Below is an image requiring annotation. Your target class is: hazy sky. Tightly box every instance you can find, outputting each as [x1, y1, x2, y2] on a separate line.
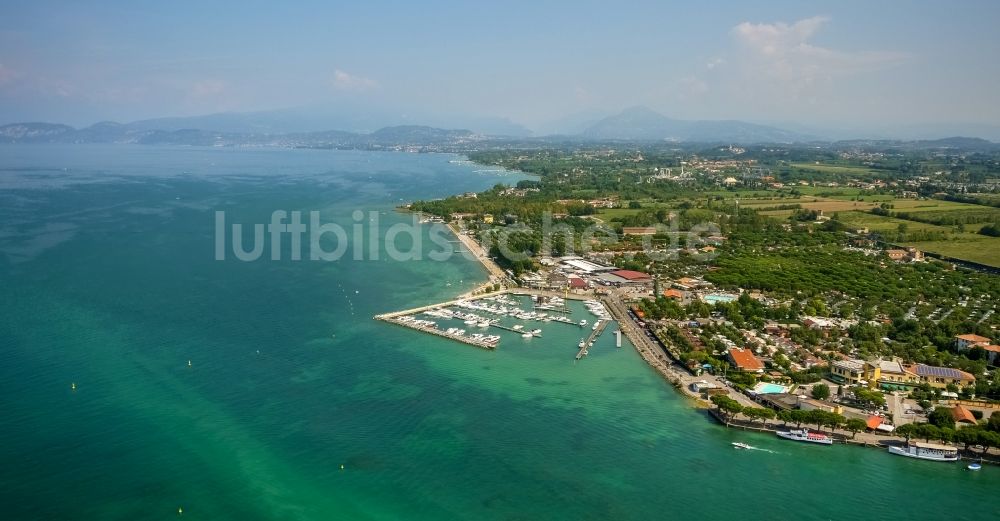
[2, 0, 999, 132]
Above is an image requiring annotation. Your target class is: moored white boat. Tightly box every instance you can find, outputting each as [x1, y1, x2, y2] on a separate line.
[776, 429, 833, 445]
[888, 442, 959, 462]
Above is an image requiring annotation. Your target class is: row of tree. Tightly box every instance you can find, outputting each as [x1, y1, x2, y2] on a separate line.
[714, 393, 1000, 453]
[710, 395, 870, 438]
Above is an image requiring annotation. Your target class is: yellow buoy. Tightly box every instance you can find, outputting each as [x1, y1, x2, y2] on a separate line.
[178, 507, 183, 515]
[340, 464, 345, 470]
[187, 360, 192, 367]
[71, 382, 76, 391]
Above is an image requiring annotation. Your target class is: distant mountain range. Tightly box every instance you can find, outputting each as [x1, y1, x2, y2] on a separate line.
[0, 121, 479, 147]
[1, 105, 997, 148]
[119, 105, 534, 137]
[580, 106, 812, 143]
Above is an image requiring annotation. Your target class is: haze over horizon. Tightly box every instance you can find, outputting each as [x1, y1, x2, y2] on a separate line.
[2, 1, 1000, 138]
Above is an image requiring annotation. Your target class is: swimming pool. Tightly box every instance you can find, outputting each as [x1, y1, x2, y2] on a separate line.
[753, 382, 790, 394]
[703, 294, 738, 304]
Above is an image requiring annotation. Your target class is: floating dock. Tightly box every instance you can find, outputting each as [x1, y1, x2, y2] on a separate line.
[376, 290, 598, 351]
[533, 304, 572, 314]
[375, 315, 496, 349]
[576, 319, 610, 360]
[490, 323, 541, 337]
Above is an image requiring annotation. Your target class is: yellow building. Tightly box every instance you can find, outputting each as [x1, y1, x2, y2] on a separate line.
[908, 364, 975, 389]
[831, 359, 866, 385]
[834, 358, 975, 390]
[876, 360, 916, 387]
[482, 214, 494, 224]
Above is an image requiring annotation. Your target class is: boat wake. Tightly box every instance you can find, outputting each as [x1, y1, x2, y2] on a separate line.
[732, 442, 776, 454]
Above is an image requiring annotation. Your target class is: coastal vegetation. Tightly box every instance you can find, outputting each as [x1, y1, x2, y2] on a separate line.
[408, 141, 1000, 423]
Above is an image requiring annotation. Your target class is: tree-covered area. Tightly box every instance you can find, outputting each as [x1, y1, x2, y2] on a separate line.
[407, 145, 1000, 399]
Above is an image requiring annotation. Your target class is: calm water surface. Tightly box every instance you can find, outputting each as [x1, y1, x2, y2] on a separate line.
[0, 144, 994, 520]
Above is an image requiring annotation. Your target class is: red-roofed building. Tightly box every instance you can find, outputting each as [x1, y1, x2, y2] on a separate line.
[663, 288, 685, 300]
[609, 270, 652, 283]
[567, 277, 588, 290]
[955, 333, 991, 350]
[954, 333, 1000, 364]
[952, 404, 978, 425]
[727, 348, 764, 373]
[865, 415, 883, 431]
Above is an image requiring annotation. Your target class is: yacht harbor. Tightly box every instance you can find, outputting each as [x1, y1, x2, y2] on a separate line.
[375, 291, 616, 357]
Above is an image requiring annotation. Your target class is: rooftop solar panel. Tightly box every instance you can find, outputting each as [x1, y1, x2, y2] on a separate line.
[916, 364, 962, 378]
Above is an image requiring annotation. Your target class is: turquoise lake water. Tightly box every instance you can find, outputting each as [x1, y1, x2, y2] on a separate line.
[0, 144, 995, 520]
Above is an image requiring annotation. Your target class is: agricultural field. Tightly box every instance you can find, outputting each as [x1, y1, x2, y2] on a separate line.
[904, 236, 1000, 267]
[597, 207, 652, 220]
[835, 211, 965, 234]
[743, 194, 1000, 267]
[790, 186, 868, 197]
[790, 162, 879, 176]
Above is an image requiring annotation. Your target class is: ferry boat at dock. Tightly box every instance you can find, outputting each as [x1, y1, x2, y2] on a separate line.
[887, 442, 959, 462]
[776, 429, 833, 445]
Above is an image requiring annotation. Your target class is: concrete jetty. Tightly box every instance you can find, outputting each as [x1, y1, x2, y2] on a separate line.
[376, 315, 496, 350]
[575, 318, 610, 360]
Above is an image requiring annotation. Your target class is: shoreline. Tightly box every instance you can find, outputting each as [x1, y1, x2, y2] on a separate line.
[404, 225, 999, 465]
[446, 222, 511, 298]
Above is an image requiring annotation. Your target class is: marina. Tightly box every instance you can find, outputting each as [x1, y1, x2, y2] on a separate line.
[375, 291, 616, 355]
[379, 315, 500, 349]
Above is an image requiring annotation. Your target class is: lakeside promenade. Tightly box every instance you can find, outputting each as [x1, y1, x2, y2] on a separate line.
[601, 292, 760, 408]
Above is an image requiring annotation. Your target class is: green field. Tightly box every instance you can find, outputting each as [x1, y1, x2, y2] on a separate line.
[836, 211, 960, 233]
[597, 207, 649, 220]
[833, 210, 1000, 267]
[790, 162, 878, 176]
[903, 236, 1000, 267]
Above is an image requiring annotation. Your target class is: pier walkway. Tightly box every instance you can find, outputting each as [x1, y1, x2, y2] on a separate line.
[575, 318, 610, 360]
[373, 291, 510, 320]
[376, 316, 496, 350]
